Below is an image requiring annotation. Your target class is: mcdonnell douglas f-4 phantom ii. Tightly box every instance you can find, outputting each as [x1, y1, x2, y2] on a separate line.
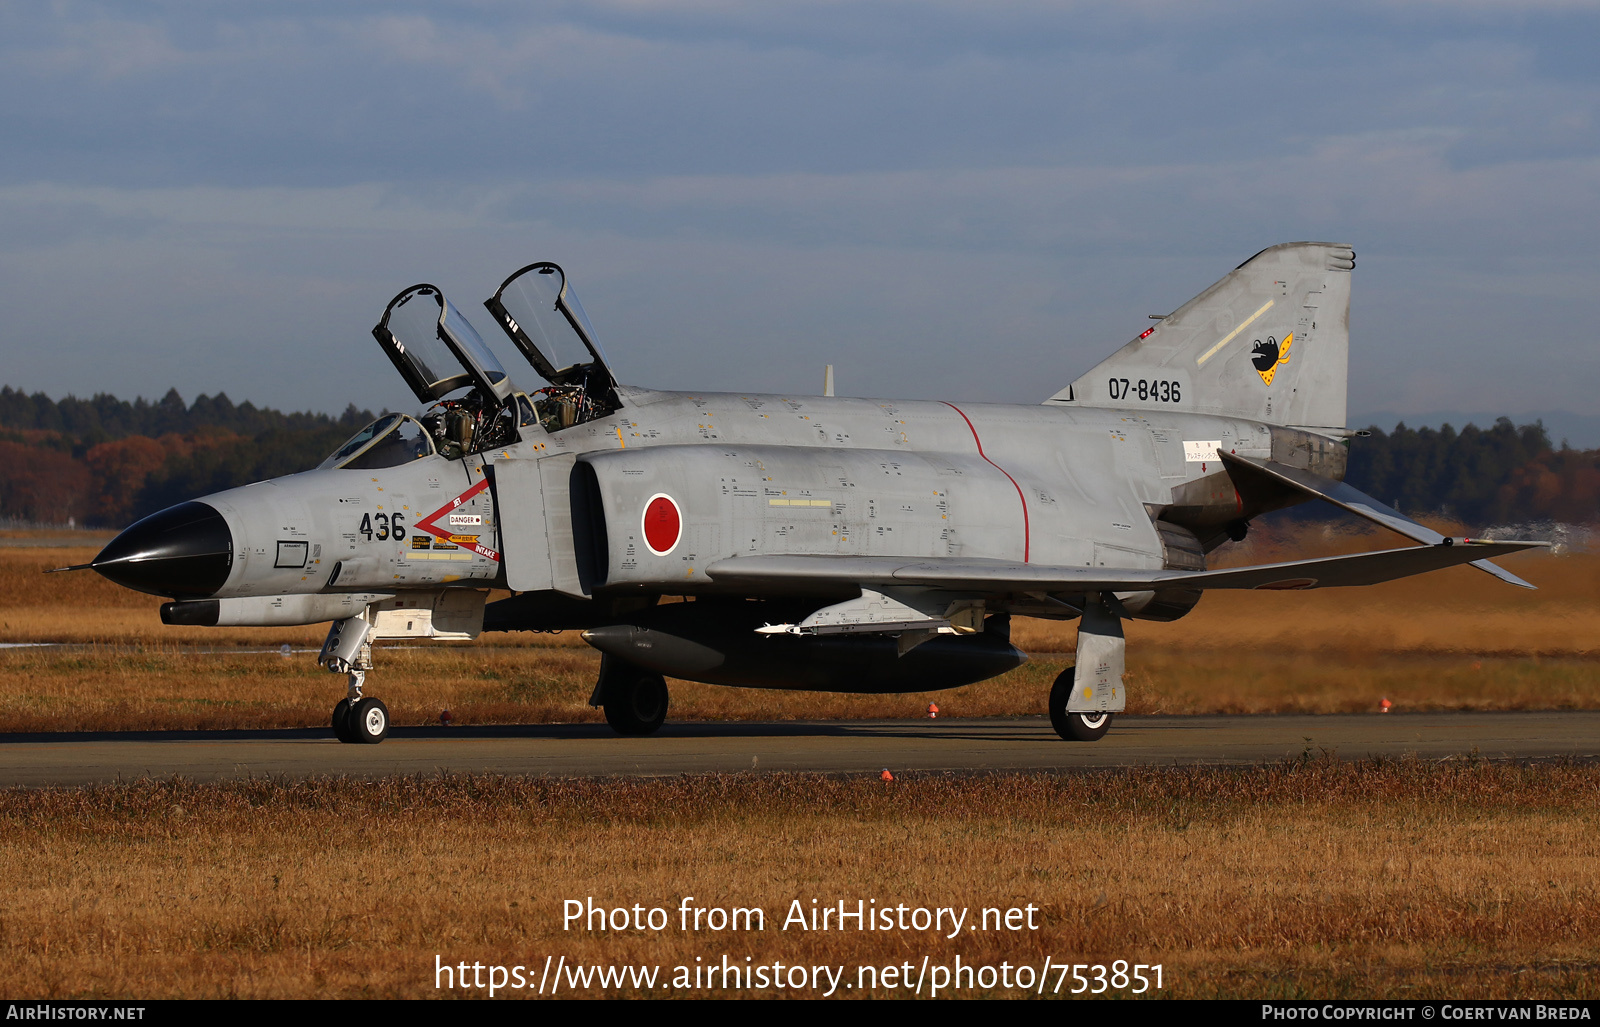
[76, 242, 1545, 744]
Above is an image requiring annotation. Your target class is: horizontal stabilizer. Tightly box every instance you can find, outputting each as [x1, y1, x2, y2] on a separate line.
[706, 538, 1546, 596]
[1219, 451, 1535, 589]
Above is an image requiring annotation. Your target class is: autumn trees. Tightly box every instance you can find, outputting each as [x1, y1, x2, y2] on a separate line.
[0, 388, 372, 528]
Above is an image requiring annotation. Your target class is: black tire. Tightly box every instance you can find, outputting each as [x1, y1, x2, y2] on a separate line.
[1048, 668, 1114, 741]
[602, 669, 670, 736]
[348, 697, 390, 744]
[331, 698, 356, 743]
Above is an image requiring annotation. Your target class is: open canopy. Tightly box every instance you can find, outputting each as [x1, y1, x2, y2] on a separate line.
[485, 262, 617, 398]
[372, 284, 515, 406]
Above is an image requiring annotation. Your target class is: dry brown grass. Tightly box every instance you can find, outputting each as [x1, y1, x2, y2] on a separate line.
[2, 761, 1597, 999]
[2, 530, 1595, 731]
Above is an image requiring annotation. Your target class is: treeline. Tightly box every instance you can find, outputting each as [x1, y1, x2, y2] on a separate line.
[0, 387, 374, 528]
[1345, 417, 1598, 526]
[0, 385, 370, 443]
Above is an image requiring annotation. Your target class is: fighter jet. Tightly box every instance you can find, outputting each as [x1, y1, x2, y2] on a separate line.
[77, 243, 1544, 744]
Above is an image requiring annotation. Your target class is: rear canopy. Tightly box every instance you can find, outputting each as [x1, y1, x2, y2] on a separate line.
[485, 262, 617, 398]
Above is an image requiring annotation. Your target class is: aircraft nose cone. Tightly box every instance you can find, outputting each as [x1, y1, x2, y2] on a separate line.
[92, 501, 233, 598]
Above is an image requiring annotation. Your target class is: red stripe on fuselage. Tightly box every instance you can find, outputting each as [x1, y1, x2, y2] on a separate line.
[941, 401, 1030, 564]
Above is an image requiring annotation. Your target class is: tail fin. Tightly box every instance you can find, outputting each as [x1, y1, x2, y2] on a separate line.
[1047, 241, 1353, 429]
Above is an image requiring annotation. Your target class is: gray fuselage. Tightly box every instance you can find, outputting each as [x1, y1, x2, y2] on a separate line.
[196, 385, 1287, 610]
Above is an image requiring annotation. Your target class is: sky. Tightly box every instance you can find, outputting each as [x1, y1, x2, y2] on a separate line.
[2, 1, 1599, 432]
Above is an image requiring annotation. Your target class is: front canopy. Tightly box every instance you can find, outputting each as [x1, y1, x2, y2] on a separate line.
[318, 413, 436, 470]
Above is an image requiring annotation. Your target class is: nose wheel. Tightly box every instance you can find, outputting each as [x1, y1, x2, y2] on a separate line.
[348, 696, 390, 743]
[331, 681, 390, 744]
[331, 698, 356, 743]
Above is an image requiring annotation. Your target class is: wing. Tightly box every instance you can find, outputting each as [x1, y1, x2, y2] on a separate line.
[705, 538, 1546, 595]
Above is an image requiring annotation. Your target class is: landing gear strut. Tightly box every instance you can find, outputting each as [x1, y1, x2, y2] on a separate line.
[592, 655, 670, 736]
[321, 616, 389, 744]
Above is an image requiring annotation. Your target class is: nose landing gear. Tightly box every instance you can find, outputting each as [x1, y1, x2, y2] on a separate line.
[321, 617, 389, 744]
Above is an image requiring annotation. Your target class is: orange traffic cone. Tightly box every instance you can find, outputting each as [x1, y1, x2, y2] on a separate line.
[880, 769, 894, 782]
[927, 702, 939, 719]
[1379, 698, 1391, 714]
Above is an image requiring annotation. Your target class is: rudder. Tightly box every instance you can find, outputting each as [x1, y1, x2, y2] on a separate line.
[1047, 242, 1353, 429]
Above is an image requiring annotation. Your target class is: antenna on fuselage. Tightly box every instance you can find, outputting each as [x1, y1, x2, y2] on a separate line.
[823, 364, 835, 397]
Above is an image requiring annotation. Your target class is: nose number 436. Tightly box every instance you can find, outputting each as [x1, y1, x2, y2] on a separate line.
[358, 512, 406, 541]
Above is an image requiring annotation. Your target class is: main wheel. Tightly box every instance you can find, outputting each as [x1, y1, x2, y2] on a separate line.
[348, 697, 390, 744]
[602, 668, 670, 736]
[331, 698, 356, 743]
[1048, 668, 1114, 741]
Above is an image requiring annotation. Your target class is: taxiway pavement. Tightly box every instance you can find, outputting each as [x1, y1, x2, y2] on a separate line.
[1, 711, 1596, 787]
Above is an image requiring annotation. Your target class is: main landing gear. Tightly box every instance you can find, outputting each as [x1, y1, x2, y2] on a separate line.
[1049, 669, 1113, 741]
[321, 616, 389, 744]
[591, 655, 670, 736]
[1047, 593, 1126, 742]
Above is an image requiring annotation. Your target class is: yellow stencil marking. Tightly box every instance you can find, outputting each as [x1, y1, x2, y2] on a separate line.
[1196, 299, 1275, 366]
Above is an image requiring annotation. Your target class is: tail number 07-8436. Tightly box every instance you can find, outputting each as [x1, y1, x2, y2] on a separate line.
[1108, 378, 1181, 402]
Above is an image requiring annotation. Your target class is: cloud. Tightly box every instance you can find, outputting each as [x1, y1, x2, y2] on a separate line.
[0, 2, 1596, 421]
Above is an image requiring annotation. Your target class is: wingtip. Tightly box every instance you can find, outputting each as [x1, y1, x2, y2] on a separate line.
[1463, 538, 1549, 590]
[1468, 557, 1537, 590]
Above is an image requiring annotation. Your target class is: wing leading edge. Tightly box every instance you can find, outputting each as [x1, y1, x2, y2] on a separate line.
[704, 539, 1545, 596]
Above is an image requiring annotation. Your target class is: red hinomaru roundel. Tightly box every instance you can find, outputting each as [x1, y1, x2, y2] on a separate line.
[642, 493, 682, 556]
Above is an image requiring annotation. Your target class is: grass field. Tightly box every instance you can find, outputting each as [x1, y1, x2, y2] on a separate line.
[2, 761, 1597, 999]
[0, 526, 1593, 731]
[2, 531, 1598, 1000]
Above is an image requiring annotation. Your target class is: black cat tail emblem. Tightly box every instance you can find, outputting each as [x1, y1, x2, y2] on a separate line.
[1251, 332, 1293, 385]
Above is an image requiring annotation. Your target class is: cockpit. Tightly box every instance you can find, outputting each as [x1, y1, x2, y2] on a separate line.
[319, 413, 435, 470]
[348, 263, 621, 466]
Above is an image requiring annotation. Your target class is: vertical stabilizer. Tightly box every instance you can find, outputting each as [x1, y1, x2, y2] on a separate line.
[1047, 242, 1353, 429]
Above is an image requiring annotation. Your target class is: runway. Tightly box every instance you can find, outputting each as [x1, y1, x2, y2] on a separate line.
[1, 710, 1597, 787]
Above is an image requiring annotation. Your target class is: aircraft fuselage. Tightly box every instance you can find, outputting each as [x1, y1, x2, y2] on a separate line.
[185, 387, 1311, 611]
